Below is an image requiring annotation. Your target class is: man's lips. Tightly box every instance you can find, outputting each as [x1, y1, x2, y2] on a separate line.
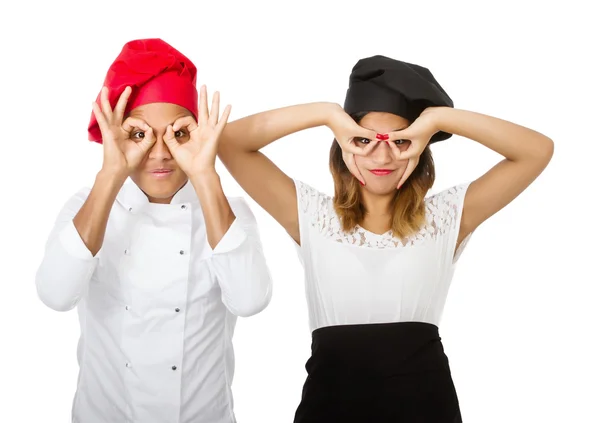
[149, 169, 175, 178]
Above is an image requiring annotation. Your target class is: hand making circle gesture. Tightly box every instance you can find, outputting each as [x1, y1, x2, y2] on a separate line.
[92, 86, 156, 179]
[163, 85, 232, 178]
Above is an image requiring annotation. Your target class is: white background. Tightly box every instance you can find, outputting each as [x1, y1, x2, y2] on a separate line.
[1, 0, 598, 422]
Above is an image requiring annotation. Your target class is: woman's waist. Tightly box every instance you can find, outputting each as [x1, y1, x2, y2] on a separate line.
[306, 321, 449, 379]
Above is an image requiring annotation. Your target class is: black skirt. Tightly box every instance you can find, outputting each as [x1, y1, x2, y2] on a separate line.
[293, 321, 462, 422]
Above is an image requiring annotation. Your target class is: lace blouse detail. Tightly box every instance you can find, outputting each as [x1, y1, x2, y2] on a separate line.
[296, 181, 468, 249]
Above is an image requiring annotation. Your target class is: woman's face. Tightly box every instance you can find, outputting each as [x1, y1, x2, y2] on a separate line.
[127, 102, 192, 203]
[353, 112, 412, 195]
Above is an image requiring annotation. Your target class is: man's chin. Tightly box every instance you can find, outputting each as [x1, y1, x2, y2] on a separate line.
[135, 180, 187, 204]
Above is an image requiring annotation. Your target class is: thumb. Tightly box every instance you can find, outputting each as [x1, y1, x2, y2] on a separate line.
[342, 152, 366, 186]
[396, 156, 419, 189]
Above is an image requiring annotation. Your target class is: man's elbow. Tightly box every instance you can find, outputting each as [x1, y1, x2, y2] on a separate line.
[35, 278, 79, 312]
[228, 283, 272, 318]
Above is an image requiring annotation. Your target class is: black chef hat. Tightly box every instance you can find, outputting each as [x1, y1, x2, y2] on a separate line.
[343, 55, 453, 143]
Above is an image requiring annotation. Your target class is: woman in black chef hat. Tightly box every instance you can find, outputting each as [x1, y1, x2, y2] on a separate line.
[219, 55, 553, 422]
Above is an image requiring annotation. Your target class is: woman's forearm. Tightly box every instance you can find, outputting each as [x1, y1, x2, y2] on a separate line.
[220, 102, 340, 152]
[432, 107, 554, 161]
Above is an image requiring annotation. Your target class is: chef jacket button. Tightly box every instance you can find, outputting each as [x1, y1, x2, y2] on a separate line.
[128, 207, 133, 212]
[172, 366, 177, 371]
[125, 305, 130, 311]
[175, 307, 180, 312]
[181, 204, 187, 210]
[125, 362, 131, 368]
[179, 250, 185, 255]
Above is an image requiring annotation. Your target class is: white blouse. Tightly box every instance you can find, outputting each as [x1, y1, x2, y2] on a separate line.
[293, 180, 473, 332]
[35, 180, 272, 423]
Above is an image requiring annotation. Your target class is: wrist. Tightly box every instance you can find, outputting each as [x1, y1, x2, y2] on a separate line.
[189, 168, 219, 185]
[97, 169, 128, 188]
[424, 106, 454, 132]
[322, 102, 344, 127]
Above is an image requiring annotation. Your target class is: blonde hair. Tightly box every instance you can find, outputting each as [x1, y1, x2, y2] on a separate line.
[329, 112, 435, 239]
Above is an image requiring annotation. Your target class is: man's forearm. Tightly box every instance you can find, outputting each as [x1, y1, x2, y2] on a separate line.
[73, 171, 126, 256]
[190, 170, 235, 249]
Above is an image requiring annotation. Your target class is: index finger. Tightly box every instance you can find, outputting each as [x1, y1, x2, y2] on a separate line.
[173, 116, 198, 132]
[357, 127, 378, 141]
[122, 117, 150, 133]
[386, 129, 411, 142]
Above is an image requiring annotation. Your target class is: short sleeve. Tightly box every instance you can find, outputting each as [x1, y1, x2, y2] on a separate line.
[293, 180, 328, 257]
[427, 182, 474, 265]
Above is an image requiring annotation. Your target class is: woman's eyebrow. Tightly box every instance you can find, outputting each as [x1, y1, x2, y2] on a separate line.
[363, 127, 407, 132]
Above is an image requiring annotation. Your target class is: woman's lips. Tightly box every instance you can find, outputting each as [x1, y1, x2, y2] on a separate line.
[369, 169, 393, 176]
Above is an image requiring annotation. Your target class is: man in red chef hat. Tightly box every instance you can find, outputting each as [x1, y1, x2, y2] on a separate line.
[35, 39, 272, 423]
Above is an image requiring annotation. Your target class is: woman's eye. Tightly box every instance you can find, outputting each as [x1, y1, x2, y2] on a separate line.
[353, 137, 371, 145]
[174, 130, 186, 138]
[394, 139, 408, 145]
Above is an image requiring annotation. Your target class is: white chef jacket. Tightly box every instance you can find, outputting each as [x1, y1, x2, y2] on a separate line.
[35, 180, 273, 423]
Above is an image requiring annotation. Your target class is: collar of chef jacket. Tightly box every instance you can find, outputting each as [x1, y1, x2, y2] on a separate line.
[116, 179, 198, 213]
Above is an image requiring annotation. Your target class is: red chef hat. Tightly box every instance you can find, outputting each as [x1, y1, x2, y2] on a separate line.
[88, 38, 198, 143]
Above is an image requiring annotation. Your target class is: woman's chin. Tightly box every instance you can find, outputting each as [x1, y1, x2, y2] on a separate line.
[362, 180, 398, 196]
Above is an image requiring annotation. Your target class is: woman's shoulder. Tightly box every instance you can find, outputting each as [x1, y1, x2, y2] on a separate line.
[293, 179, 333, 213]
[423, 182, 471, 230]
[424, 182, 470, 207]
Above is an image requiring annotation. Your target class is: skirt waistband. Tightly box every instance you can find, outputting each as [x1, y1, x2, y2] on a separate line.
[307, 321, 448, 381]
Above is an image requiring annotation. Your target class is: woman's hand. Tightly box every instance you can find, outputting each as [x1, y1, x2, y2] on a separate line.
[385, 108, 441, 188]
[326, 106, 378, 185]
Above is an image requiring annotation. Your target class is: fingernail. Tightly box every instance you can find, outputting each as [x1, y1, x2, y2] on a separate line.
[397, 185, 402, 190]
[359, 180, 365, 186]
[376, 133, 389, 140]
